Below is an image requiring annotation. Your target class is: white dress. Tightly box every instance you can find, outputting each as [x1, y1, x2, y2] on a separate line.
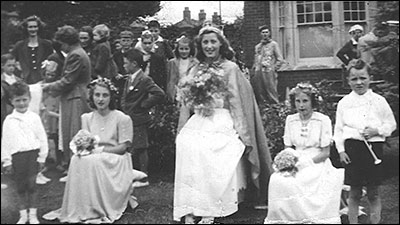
[264, 112, 344, 224]
[173, 106, 246, 221]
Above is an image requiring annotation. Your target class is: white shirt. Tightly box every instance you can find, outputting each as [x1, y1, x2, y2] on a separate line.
[333, 89, 397, 153]
[1, 110, 48, 167]
[3, 72, 17, 85]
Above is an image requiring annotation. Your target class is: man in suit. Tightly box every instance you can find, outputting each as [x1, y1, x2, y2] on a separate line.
[121, 49, 165, 187]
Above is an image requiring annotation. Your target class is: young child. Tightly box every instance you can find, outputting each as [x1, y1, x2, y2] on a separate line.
[1, 53, 21, 131]
[166, 34, 197, 103]
[334, 59, 397, 224]
[121, 49, 165, 187]
[36, 60, 61, 184]
[1, 80, 49, 224]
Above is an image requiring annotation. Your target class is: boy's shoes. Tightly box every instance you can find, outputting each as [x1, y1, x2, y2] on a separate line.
[36, 172, 51, 184]
[132, 181, 149, 188]
[59, 175, 68, 182]
[16, 209, 28, 224]
[29, 208, 40, 224]
[1, 183, 7, 189]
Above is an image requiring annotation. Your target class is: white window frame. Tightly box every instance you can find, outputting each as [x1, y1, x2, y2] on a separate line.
[270, 1, 374, 68]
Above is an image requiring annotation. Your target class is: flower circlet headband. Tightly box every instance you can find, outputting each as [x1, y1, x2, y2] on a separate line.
[88, 77, 119, 95]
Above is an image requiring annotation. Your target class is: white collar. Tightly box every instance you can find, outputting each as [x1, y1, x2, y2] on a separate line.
[3, 73, 17, 85]
[351, 37, 358, 45]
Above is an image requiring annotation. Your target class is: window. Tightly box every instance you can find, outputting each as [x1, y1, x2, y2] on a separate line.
[296, 1, 332, 24]
[343, 1, 366, 22]
[270, 1, 374, 67]
[296, 1, 333, 58]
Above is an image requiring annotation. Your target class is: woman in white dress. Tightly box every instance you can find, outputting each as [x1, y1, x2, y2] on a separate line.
[264, 82, 344, 224]
[43, 78, 146, 223]
[174, 26, 273, 224]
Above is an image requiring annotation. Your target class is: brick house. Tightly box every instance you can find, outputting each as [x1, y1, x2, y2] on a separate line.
[242, 1, 380, 99]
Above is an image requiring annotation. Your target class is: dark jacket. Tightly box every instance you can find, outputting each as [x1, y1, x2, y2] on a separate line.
[144, 52, 167, 91]
[12, 38, 53, 84]
[121, 70, 165, 126]
[336, 39, 359, 65]
[92, 38, 118, 79]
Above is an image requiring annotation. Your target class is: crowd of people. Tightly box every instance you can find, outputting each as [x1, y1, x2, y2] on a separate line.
[1, 14, 397, 225]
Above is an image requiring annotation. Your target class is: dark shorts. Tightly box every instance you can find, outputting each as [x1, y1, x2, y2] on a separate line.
[344, 139, 384, 186]
[11, 149, 39, 193]
[132, 124, 149, 149]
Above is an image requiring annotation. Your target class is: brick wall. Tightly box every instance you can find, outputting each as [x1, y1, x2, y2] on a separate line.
[242, 1, 271, 68]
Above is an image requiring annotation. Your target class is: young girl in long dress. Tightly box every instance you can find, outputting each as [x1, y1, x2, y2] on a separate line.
[43, 78, 146, 223]
[264, 82, 344, 224]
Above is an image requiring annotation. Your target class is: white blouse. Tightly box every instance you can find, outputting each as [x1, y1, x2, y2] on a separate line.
[333, 89, 397, 153]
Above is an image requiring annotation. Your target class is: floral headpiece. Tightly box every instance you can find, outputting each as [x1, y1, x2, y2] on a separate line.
[288, 82, 322, 106]
[88, 77, 119, 95]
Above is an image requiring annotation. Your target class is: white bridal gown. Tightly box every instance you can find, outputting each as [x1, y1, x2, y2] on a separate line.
[173, 100, 246, 221]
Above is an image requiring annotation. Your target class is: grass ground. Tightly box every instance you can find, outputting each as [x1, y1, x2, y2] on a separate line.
[1, 137, 398, 224]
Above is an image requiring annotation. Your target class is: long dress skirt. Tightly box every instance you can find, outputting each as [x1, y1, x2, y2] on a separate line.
[264, 148, 344, 224]
[173, 108, 246, 221]
[43, 152, 143, 224]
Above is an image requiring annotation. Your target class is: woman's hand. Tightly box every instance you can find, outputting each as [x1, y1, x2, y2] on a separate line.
[339, 152, 351, 165]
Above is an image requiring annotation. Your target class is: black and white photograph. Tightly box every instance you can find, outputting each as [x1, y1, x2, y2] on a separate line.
[1, 1, 398, 224]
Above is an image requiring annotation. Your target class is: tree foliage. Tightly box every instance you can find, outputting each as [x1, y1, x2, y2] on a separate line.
[374, 1, 399, 23]
[1, 1, 161, 42]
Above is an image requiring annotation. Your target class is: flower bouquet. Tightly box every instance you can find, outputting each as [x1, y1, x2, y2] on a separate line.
[69, 129, 100, 157]
[272, 148, 299, 177]
[176, 62, 230, 117]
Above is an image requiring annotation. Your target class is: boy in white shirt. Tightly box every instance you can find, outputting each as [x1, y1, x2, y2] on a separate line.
[334, 59, 396, 224]
[1, 81, 48, 224]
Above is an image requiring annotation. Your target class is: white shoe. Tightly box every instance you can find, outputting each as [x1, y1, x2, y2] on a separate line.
[132, 181, 149, 188]
[1, 183, 7, 189]
[198, 217, 214, 224]
[36, 173, 50, 184]
[16, 210, 28, 224]
[128, 196, 139, 209]
[28, 214, 40, 224]
[59, 175, 68, 182]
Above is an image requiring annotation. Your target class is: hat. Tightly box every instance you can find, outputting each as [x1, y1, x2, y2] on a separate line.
[349, 24, 363, 33]
[120, 30, 133, 38]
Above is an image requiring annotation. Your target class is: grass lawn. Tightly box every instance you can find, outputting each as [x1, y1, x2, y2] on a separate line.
[1, 137, 398, 224]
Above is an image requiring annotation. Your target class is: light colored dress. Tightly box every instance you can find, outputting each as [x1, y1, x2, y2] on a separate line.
[173, 102, 246, 221]
[264, 112, 344, 224]
[43, 110, 143, 224]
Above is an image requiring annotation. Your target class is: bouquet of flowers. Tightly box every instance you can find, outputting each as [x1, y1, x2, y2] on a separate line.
[272, 148, 299, 177]
[176, 62, 230, 117]
[69, 129, 100, 157]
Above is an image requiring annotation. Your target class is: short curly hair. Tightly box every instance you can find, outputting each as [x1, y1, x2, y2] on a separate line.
[54, 25, 79, 45]
[288, 82, 320, 109]
[93, 24, 110, 40]
[87, 77, 118, 110]
[346, 59, 371, 76]
[20, 15, 46, 36]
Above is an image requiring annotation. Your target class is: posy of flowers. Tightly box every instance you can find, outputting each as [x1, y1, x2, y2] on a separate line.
[69, 129, 99, 157]
[273, 148, 299, 177]
[176, 62, 230, 117]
